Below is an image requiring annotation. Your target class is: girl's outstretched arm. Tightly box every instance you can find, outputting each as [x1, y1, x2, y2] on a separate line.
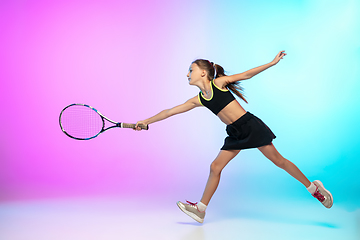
[134, 96, 202, 130]
[219, 50, 287, 87]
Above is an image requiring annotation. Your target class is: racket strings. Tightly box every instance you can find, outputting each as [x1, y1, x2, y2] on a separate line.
[60, 105, 103, 139]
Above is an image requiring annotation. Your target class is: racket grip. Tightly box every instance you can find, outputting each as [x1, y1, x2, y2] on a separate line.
[121, 123, 149, 130]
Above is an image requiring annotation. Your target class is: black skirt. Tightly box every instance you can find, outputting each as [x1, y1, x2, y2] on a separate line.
[221, 112, 276, 150]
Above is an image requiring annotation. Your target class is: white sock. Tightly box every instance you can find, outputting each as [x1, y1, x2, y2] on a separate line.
[307, 182, 317, 195]
[197, 202, 207, 212]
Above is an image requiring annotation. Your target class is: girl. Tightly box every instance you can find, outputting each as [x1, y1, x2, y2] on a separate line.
[135, 51, 333, 223]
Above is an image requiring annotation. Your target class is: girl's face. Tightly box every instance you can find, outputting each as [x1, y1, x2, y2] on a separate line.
[187, 63, 204, 85]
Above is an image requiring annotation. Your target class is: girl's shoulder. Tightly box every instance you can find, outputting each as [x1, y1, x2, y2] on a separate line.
[213, 76, 230, 91]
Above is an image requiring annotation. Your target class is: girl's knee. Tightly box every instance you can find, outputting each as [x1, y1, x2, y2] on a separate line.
[210, 161, 223, 175]
[273, 157, 287, 169]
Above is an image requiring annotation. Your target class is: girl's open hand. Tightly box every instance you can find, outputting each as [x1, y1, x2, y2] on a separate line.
[271, 50, 287, 65]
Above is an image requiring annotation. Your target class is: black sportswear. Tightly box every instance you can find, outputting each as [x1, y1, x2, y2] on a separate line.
[198, 80, 235, 115]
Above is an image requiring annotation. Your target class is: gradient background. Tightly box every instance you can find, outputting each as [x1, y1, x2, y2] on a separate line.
[1, 0, 359, 222]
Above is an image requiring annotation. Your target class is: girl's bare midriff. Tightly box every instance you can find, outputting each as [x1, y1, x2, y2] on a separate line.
[216, 100, 247, 125]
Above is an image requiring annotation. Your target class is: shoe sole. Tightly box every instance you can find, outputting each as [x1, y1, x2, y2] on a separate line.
[314, 180, 333, 208]
[176, 201, 204, 223]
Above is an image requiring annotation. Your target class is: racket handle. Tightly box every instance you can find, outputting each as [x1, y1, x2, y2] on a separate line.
[120, 123, 149, 130]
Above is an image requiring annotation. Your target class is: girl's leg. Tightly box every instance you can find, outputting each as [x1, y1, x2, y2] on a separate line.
[257, 143, 333, 208]
[257, 143, 311, 187]
[176, 150, 240, 223]
[200, 149, 240, 205]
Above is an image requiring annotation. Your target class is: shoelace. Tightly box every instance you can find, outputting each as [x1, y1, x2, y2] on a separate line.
[185, 200, 204, 213]
[312, 187, 325, 202]
[186, 200, 198, 206]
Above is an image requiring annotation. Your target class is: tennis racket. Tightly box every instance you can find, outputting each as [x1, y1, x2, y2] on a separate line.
[59, 103, 148, 140]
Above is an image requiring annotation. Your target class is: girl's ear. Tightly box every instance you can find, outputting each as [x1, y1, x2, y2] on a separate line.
[201, 70, 206, 77]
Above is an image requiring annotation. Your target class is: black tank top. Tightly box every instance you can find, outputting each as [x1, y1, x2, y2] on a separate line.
[198, 80, 236, 115]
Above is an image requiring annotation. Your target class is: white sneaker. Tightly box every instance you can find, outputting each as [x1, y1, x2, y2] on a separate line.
[176, 201, 205, 223]
[312, 180, 333, 208]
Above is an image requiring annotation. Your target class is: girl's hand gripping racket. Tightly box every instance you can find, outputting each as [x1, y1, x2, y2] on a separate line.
[59, 103, 148, 140]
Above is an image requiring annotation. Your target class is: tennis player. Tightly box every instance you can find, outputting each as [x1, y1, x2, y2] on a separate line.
[135, 51, 333, 223]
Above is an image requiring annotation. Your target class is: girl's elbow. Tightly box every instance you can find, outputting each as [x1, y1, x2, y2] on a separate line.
[243, 74, 252, 80]
[165, 109, 177, 118]
[164, 109, 172, 117]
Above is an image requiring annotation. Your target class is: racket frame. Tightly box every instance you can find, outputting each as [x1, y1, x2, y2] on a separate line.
[59, 103, 148, 140]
